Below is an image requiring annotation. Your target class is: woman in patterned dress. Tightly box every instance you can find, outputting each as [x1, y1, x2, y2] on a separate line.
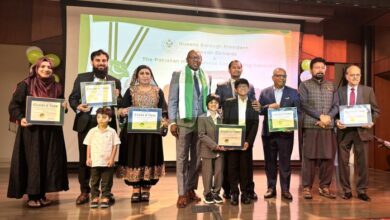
[117, 65, 168, 203]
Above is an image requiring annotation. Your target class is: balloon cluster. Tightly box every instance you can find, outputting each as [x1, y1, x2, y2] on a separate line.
[26, 46, 61, 83]
[299, 59, 312, 82]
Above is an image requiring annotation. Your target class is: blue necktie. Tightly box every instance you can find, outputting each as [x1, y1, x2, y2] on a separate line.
[194, 72, 200, 96]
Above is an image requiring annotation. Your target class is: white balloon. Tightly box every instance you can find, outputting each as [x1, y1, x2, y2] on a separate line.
[300, 70, 312, 82]
[26, 46, 43, 55]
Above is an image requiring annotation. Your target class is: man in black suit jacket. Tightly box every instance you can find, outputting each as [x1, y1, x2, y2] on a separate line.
[259, 68, 300, 200]
[215, 60, 259, 200]
[69, 49, 122, 205]
[223, 78, 259, 205]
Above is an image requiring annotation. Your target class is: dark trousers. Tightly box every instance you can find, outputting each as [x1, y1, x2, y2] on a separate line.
[302, 157, 334, 189]
[226, 147, 252, 194]
[77, 116, 97, 193]
[338, 129, 369, 194]
[262, 134, 294, 192]
[90, 167, 114, 199]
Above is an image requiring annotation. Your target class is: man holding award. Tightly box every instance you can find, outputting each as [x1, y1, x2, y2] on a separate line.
[69, 49, 122, 205]
[336, 65, 380, 201]
[168, 50, 211, 208]
[259, 68, 300, 200]
[299, 57, 339, 200]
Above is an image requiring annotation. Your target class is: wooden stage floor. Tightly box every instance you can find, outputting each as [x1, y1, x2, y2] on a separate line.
[1, 168, 390, 220]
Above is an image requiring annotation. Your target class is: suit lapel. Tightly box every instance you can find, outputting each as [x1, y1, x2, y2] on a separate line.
[227, 80, 234, 98]
[280, 88, 288, 107]
[341, 86, 348, 106]
[356, 85, 364, 105]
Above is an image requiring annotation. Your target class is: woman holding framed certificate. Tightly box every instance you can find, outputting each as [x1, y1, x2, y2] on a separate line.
[7, 57, 69, 208]
[117, 65, 168, 203]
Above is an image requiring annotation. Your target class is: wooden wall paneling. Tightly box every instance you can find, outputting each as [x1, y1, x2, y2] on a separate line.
[324, 40, 347, 63]
[31, 0, 62, 42]
[301, 34, 324, 59]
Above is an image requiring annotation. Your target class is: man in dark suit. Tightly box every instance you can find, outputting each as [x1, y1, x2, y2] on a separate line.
[259, 68, 300, 200]
[215, 60, 259, 200]
[336, 65, 380, 201]
[69, 49, 121, 205]
[223, 78, 259, 205]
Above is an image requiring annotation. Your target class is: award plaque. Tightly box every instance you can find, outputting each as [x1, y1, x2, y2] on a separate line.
[127, 108, 162, 133]
[340, 104, 372, 127]
[81, 81, 117, 106]
[26, 96, 65, 126]
[216, 124, 245, 150]
[268, 107, 298, 132]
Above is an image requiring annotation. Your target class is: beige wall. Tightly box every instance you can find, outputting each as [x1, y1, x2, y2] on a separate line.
[0, 44, 29, 167]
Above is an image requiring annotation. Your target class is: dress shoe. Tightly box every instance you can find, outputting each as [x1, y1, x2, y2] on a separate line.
[342, 192, 352, 200]
[303, 188, 312, 200]
[76, 193, 90, 205]
[131, 192, 141, 203]
[281, 191, 293, 200]
[230, 193, 239, 206]
[223, 192, 231, 199]
[141, 192, 150, 202]
[249, 192, 258, 200]
[264, 188, 276, 199]
[177, 195, 188, 208]
[319, 187, 336, 199]
[187, 190, 201, 202]
[241, 194, 251, 204]
[357, 193, 371, 202]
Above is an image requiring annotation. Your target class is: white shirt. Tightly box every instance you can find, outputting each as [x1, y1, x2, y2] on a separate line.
[207, 110, 220, 125]
[238, 97, 248, 125]
[347, 85, 358, 105]
[83, 126, 121, 167]
[273, 86, 284, 105]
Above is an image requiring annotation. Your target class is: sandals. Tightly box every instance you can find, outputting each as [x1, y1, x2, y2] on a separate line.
[100, 198, 110, 208]
[40, 197, 52, 206]
[27, 200, 42, 208]
[90, 198, 99, 208]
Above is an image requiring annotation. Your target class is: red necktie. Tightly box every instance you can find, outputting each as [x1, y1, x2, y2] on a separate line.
[349, 88, 355, 106]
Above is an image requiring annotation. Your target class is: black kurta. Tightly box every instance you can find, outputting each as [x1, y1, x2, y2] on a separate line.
[7, 82, 69, 198]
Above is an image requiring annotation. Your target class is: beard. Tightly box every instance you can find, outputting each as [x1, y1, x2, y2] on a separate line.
[93, 66, 108, 79]
[314, 72, 324, 80]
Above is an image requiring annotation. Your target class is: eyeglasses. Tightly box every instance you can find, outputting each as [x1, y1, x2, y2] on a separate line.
[188, 57, 201, 61]
[273, 74, 287, 78]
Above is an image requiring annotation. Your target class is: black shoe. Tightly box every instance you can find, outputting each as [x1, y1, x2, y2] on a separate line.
[203, 192, 215, 204]
[357, 193, 371, 202]
[131, 193, 141, 203]
[223, 192, 231, 199]
[241, 194, 251, 204]
[230, 193, 239, 206]
[282, 191, 293, 200]
[264, 188, 276, 199]
[342, 192, 352, 200]
[249, 192, 258, 200]
[141, 192, 150, 202]
[108, 195, 115, 204]
[213, 193, 223, 204]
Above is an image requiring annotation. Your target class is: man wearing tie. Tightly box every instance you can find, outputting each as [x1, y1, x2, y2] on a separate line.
[69, 49, 121, 205]
[259, 68, 300, 200]
[168, 50, 211, 208]
[336, 65, 380, 201]
[215, 60, 259, 200]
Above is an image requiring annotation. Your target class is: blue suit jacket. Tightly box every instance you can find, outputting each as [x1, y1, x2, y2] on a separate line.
[258, 85, 300, 137]
[215, 79, 256, 107]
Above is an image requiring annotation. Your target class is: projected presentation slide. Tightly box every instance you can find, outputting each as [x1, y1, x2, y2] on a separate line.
[64, 6, 301, 161]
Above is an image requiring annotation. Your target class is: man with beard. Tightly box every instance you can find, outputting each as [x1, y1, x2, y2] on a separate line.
[298, 57, 338, 200]
[168, 50, 211, 208]
[69, 49, 122, 205]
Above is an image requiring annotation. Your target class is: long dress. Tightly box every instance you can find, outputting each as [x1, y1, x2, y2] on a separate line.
[7, 81, 69, 198]
[118, 85, 167, 186]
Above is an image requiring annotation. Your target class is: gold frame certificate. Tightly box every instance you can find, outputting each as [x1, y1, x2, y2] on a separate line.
[216, 124, 245, 150]
[26, 96, 65, 126]
[127, 108, 162, 133]
[340, 104, 372, 127]
[80, 81, 117, 106]
[268, 107, 298, 132]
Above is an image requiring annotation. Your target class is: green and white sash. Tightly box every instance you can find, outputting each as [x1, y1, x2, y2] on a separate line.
[179, 65, 210, 120]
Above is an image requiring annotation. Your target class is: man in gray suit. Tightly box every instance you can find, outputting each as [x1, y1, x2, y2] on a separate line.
[336, 65, 380, 201]
[168, 50, 211, 208]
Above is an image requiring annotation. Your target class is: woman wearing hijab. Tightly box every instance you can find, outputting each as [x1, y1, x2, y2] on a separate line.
[7, 57, 69, 208]
[117, 65, 168, 203]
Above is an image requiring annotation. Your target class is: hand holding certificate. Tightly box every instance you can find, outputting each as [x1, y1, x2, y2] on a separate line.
[80, 81, 117, 106]
[26, 96, 65, 126]
[339, 104, 372, 127]
[268, 107, 298, 132]
[216, 124, 246, 150]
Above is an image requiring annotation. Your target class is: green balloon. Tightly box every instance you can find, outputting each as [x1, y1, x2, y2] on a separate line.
[46, 54, 61, 68]
[27, 50, 44, 64]
[301, 59, 311, 71]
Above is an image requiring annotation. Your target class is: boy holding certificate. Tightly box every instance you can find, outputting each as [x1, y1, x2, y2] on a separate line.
[84, 107, 121, 208]
[198, 94, 226, 204]
[222, 78, 259, 205]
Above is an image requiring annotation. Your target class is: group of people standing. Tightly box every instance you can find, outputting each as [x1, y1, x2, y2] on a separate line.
[6, 48, 379, 210]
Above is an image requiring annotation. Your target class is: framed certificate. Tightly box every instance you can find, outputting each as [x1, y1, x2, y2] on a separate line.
[268, 107, 298, 132]
[216, 124, 246, 150]
[80, 81, 117, 106]
[340, 104, 372, 127]
[127, 108, 162, 133]
[26, 96, 65, 126]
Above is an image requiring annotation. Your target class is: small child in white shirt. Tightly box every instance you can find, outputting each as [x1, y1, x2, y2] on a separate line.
[84, 107, 120, 208]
